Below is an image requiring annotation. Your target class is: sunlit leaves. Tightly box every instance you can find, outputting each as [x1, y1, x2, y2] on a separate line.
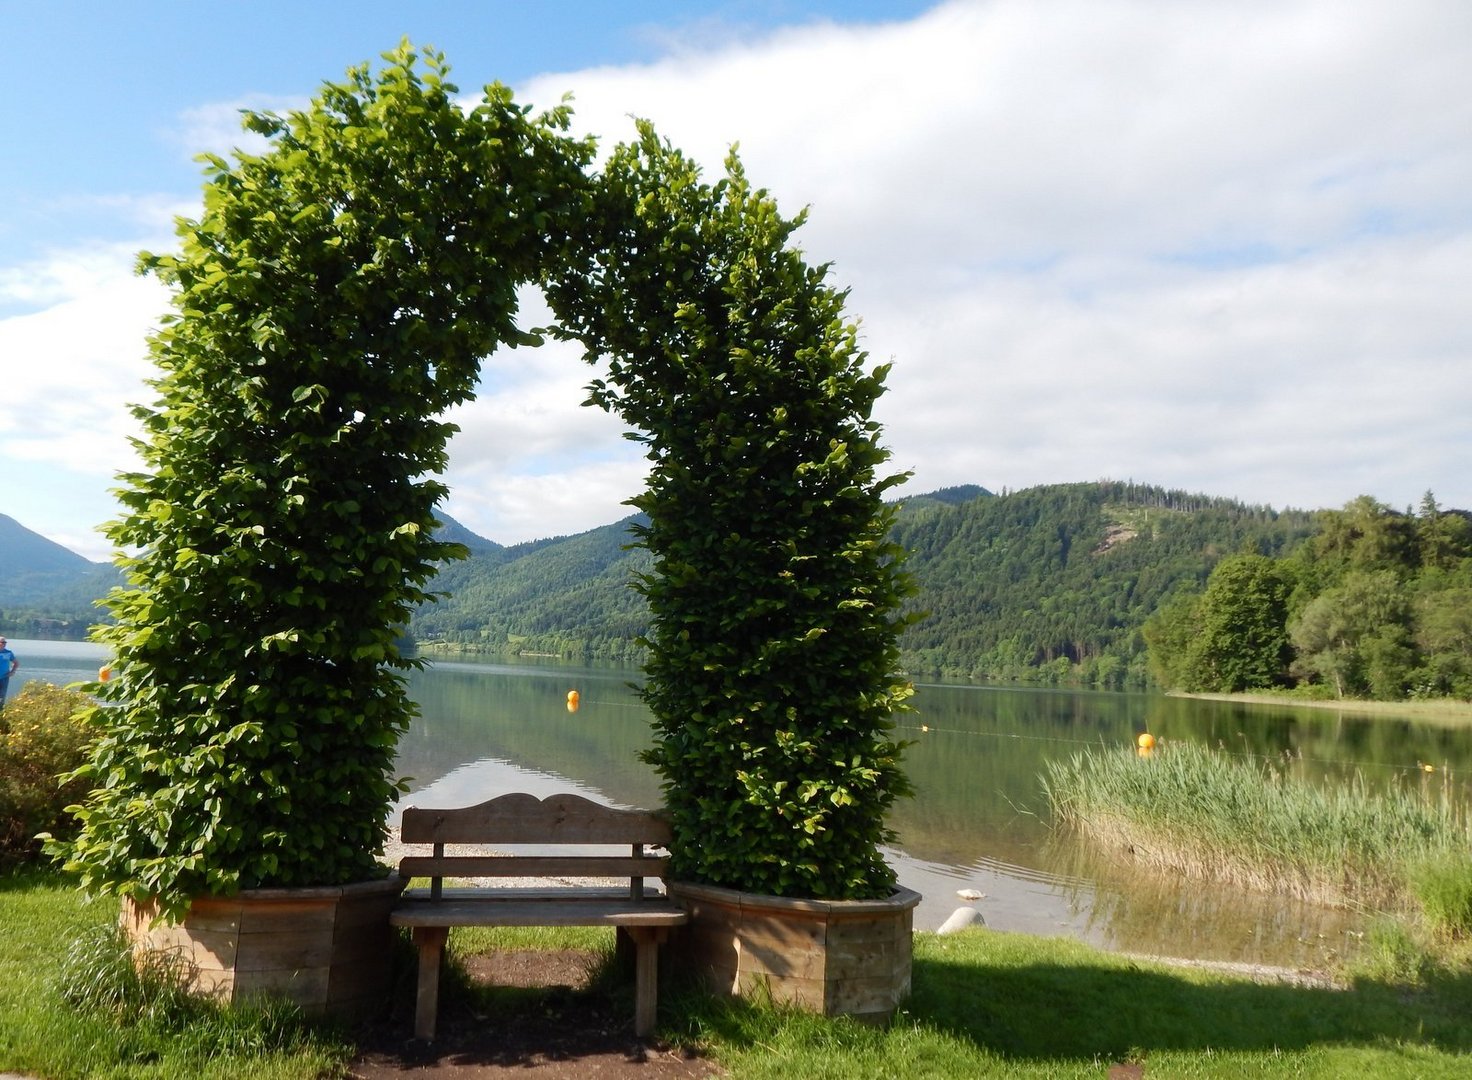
[545, 124, 916, 900]
[53, 44, 593, 921]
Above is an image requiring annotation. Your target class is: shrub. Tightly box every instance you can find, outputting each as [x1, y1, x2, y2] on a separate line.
[48, 46, 594, 920]
[0, 683, 93, 863]
[547, 127, 916, 899]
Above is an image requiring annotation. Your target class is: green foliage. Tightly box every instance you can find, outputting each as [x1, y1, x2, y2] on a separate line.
[0, 683, 94, 863]
[1144, 492, 1472, 700]
[545, 125, 915, 899]
[1290, 570, 1415, 699]
[898, 480, 1314, 684]
[1176, 553, 1296, 692]
[411, 515, 654, 662]
[50, 44, 594, 920]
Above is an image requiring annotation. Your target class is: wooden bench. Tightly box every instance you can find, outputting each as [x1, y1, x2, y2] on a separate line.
[390, 792, 688, 1039]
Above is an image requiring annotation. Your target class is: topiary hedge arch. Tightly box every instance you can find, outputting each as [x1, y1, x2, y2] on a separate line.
[54, 43, 915, 923]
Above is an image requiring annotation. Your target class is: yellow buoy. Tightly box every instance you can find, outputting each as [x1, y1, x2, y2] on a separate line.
[567, 689, 580, 713]
[98, 665, 112, 683]
[1137, 732, 1156, 750]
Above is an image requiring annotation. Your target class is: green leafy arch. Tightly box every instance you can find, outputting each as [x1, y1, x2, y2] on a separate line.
[56, 44, 913, 918]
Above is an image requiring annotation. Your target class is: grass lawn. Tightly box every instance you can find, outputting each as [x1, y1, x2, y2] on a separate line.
[0, 866, 354, 1079]
[5, 867, 1472, 1078]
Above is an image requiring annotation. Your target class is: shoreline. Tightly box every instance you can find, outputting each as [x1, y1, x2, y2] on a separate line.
[1169, 690, 1472, 725]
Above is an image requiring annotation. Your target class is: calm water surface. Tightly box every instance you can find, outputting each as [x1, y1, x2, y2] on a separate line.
[16, 639, 1470, 969]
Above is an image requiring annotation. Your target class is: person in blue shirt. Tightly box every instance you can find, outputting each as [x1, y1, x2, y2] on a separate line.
[0, 637, 17, 710]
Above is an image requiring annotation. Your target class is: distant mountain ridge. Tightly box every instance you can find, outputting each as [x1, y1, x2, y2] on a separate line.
[3, 482, 1322, 687]
[406, 480, 1319, 687]
[0, 513, 106, 611]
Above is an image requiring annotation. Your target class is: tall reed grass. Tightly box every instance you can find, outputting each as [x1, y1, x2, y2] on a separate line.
[1043, 741, 1471, 910]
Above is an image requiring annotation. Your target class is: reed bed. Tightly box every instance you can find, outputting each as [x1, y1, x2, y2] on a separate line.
[1043, 741, 1472, 910]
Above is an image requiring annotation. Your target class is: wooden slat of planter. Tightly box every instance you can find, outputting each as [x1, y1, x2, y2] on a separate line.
[192, 967, 238, 1000]
[732, 920, 826, 979]
[331, 918, 395, 955]
[827, 973, 912, 1017]
[232, 928, 336, 971]
[232, 963, 332, 1006]
[737, 971, 828, 1011]
[333, 891, 402, 931]
[822, 935, 905, 970]
[172, 902, 243, 934]
[238, 899, 336, 933]
[137, 924, 240, 970]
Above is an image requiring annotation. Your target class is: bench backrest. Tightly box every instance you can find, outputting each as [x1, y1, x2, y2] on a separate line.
[397, 792, 674, 900]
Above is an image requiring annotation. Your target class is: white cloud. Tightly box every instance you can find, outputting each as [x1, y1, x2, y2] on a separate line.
[8, 0, 1472, 560]
[503, 0, 1472, 515]
[168, 96, 302, 163]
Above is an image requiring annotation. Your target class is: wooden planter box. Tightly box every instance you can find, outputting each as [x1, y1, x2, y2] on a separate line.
[669, 881, 921, 1023]
[121, 875, 405, 1019]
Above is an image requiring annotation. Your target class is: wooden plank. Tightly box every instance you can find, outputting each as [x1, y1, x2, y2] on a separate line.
[625, 926, 663, 1037]
[133, 925, 240, 971]
[401, 793, 672, 845]
[172, 902, 244, 934]
[332, 892, 403, 932]
[399, 855, 668, 879]
[825, 973, 912, 1016]
[238, 899, 336, 934]
[412, 927, 449, 1040]
[401, 886, 666, 903]
[232, 964, 331, 1005]
[392, 898, 687, 929]
[192, 966, 237, 1002]
[822, 935, 904, 971]
[232, 928, 336, 971]
[737, 970, 827, 1011]
[825, 913, 912, 946]
[326, 954, 395, 1008]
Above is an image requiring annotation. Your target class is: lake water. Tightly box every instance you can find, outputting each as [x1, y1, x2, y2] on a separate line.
[14, 638, 1469, 969]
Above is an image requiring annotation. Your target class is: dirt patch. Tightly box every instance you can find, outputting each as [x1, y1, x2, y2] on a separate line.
[348, 949, 722, 1079]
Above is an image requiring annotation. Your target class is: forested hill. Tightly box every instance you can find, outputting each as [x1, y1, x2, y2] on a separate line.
[892, 481, 1315, 685]
[410, 481, 1318, 688]
[411, 514, 654, 664]
[0, 514, 118, 637]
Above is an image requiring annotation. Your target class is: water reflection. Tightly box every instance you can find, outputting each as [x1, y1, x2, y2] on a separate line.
[16, 639, 1466, 969]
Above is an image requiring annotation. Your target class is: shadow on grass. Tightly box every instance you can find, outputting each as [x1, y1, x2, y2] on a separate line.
[907, 943, 1472, 1063]
[354, 937, 699, 1075]
[0, 862, 64, 892]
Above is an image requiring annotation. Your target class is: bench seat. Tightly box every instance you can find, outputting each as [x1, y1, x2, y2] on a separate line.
[390, 793, 687, 1040]
[394, 891, 688, 929]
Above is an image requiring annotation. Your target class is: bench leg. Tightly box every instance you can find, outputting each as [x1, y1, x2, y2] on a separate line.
[412, 926, 450, 1040]
[626, 927, 669, 1038]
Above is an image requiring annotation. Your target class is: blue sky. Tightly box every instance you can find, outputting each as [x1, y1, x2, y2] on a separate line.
[4, 0, 1470, 560]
